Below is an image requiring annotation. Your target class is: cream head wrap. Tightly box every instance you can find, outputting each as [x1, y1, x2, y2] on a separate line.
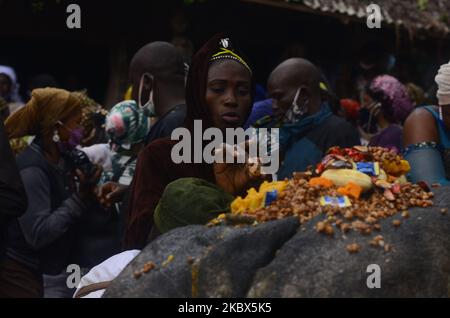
[435, 61, 450, 106]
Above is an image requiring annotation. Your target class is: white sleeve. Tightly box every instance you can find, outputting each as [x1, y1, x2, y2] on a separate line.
[73, 250, 140, 298]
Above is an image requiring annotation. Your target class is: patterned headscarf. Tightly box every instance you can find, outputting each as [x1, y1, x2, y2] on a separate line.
[367, 75, 413, 123]
[105, 100, 150, 150]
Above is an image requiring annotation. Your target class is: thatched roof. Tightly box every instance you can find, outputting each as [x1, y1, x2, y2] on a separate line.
[243, 0, 450, 37]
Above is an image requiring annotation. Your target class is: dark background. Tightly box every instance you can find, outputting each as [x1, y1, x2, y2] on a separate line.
[0, 0, 447, 106]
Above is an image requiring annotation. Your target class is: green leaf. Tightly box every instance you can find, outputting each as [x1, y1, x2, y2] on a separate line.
[417, 0, 428, 11]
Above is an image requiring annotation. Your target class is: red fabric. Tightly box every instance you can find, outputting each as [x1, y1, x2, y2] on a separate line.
[340, 99, 361, 121]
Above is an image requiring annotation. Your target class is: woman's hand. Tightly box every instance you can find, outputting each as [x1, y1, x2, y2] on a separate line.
[96, 181, 129, 208]
[75, 165, 102, 199]
[213, 141, 266, 195]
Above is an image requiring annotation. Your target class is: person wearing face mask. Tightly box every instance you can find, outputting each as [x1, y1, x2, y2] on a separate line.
[96, 100, 151, 210]
[403, 60, 450, 185]
[67, 104, 150, 299]
[129, 41, 187, 146]
[97, 42, 188, 211]
[0, 88, 101, 298]
[102, 101, 150, 185]
[358, 75, 414, 152]
[262, 58, 360, 180]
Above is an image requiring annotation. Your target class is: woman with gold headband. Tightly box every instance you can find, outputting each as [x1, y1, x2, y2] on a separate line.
[121, 34, 261, 249]
[403, 61, 450, 185]
[0, 88, 101, 297]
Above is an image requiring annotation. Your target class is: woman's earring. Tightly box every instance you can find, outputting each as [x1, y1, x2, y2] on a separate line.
[53, 130, 60, 143]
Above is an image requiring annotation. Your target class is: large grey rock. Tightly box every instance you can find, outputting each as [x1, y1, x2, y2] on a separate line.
[104, 187, 450, 298]
[103, 217, 299, 298]
[249, 186, 450, 298]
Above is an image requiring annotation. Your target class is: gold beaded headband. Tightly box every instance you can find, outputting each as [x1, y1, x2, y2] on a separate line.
[210, 38, 252, 75]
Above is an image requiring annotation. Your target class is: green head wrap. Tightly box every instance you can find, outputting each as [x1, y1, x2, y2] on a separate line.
[154, 178, 234, 234]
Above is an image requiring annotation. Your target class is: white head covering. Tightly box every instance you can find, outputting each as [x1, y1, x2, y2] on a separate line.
[435, 61, 450, 106]
[0, 65, 23, 104]
[81, 143, 113, 172]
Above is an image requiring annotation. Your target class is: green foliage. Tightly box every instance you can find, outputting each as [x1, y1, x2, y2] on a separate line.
[417, 0, 428, 11]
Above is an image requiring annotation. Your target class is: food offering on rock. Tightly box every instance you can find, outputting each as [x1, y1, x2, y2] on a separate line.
[321, 169, 372, 192]
[346, 243, 360, 254]
[337, 182, 363, 200]
[133, 261, 157, 279]
[132, 257, 176, 279]
[209, 146, 439, 254]
[229, 181, 289, 215]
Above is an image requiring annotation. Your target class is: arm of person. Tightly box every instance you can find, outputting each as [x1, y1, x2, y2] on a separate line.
[0, 120, 27, 221]
[123, 144, 167, 250]
[18, 167, 86, 250]
[403, 108, 449, 185]
[97, 182, 129, 208]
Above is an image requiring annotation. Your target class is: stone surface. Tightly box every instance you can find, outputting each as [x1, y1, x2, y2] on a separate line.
[104, 218, 299, 298]
[104, 187, 450, 298]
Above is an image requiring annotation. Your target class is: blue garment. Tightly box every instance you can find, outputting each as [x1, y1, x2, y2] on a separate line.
[258, 103, 360, 179]
[278, 104, 332, 179]
[244, 99, 273, 129]
[254, 84, 267, 103]
[404, 106, 450, 185]
[427, 106, 450, 147]
[278, 104, 333, 151]
[279, 138, 324, 179]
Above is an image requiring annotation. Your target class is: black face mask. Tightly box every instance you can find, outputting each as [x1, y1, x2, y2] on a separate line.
[358, 108, 378, 134]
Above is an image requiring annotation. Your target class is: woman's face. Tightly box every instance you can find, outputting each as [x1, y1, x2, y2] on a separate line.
[205, 60, 252, 131]
[361, 93, 383, 119]
[57, 110, 83, 142]
[362, 93, 374, 109]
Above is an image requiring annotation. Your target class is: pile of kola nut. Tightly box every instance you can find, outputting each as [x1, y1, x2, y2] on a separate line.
[214, 146, 447, 254]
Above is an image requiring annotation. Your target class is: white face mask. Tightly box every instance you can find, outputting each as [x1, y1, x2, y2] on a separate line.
[183, 63, 190, 86]
[283, 88, 309, 124]
[138, 73, 157, 118]
[367, 101, 382, 133]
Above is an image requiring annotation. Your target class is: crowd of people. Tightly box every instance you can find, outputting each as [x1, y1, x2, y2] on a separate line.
[0, 33, 449, 298]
